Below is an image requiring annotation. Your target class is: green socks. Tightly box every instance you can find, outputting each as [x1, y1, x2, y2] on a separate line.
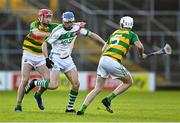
[17, 101, 21, 106]
[34, 80, 49, 88]
[79, 104, 87, 113]
[67, 90, 78, 110]
[78, 93, 116, 113]
[38, 87, 47, 95]
[107, 92, 117, 102]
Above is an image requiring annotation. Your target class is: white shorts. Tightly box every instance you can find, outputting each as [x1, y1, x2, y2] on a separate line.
[50, 53, 75, 73]
[97, 56, 131, 79]
[22, 50, 46, 68]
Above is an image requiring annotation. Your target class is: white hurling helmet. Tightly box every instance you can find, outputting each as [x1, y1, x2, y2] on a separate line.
[119, 16, 133, 29]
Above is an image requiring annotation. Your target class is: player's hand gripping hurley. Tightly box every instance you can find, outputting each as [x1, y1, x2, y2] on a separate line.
[143, 43, 172, 59]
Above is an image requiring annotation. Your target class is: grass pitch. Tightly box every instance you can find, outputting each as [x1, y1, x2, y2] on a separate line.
[0, 90, 180, 122]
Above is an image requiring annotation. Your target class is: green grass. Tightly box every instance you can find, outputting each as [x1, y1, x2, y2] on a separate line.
[0, 90, 180, 122]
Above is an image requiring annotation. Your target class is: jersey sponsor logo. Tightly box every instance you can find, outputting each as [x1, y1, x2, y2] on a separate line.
[60, 37, 74, 45]
[59, 32, 76, 45]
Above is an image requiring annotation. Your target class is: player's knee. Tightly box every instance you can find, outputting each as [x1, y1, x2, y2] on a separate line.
[21, 78, 29, 86]
[128, 81, 133, 87]
[127, 76, 133, 87]
[50, 81, 59, 89]
[22, 76, 28, 82]
[43, 75, 50, 81]
[94, 87, 102, 94]
[51, 85, 58, 89]
[53, 82, 59, 89]
[121, 75, 133, 87]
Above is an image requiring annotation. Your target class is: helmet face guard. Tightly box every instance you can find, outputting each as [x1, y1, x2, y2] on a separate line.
[38, 9, 53, 25]
[62, 12, 75, 23]
[119, 16, 133, 29]
[62, 12, 75, 30]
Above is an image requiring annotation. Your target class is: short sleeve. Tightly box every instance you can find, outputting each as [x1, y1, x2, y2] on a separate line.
[106, 34, 113, 44]
[45, 31, 59, 44]
[29, 21, 38, 35]
[130, 33, 139, 45]
[50, 23, 59, 31]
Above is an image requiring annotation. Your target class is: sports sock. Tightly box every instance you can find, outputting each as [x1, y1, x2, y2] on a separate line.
[38, 87, 47, 95]
[17, 101, 21, 106]
[79, 104, 87, 112]
[67, 90, 78, 110]
[34, 80, 49, 88]
[35, 92, 41, 96]
[107, 92, 117, 102]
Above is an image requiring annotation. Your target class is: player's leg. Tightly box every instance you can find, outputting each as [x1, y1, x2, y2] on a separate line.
[109, 75, 132, 98]
[33, 64, 50, 110]
[77, 75, 106, 115]
[64, 67, 80, 112]
[25, 69, 60, 92]
[77, 56, 108, 115]
[102, 62, 133, 113]
[25, 55, 61, 92]
[101, 75, 132, 113]
[15, 63, 33, 112]
[105, 74, 132, 101]
[36, 64, 50, 94]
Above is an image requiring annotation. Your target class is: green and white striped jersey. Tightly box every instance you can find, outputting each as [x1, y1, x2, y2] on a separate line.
[46, 23, 90, 58]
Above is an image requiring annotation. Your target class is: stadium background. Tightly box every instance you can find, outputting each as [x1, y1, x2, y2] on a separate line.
[0, 0, 180, 122]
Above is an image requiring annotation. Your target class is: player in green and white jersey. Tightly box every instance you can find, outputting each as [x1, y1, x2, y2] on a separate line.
[25, 11, 105, 112]
[77, 16, 147, 115]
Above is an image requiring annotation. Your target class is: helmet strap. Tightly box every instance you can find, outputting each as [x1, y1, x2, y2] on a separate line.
[120, 23, 124, 28]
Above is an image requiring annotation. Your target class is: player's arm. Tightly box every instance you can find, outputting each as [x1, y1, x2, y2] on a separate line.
[101, 34, 112, 52]
[132, 33, 146, 59]
[42, 41, 54, 68]
[134, 41, 146, 59]
[78, 27, 105, 50]
[42, 40, 55, 68]
[42, 29, 59, 68]
[102, 43, 109, 52]
[32, 29, 50, 38]
[42, 31, 59, 58]
[74, 22, 86, 28]
[42, 41, 48, 58]
[30, 21, 50, 38]
[88, 32, 105, 45]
